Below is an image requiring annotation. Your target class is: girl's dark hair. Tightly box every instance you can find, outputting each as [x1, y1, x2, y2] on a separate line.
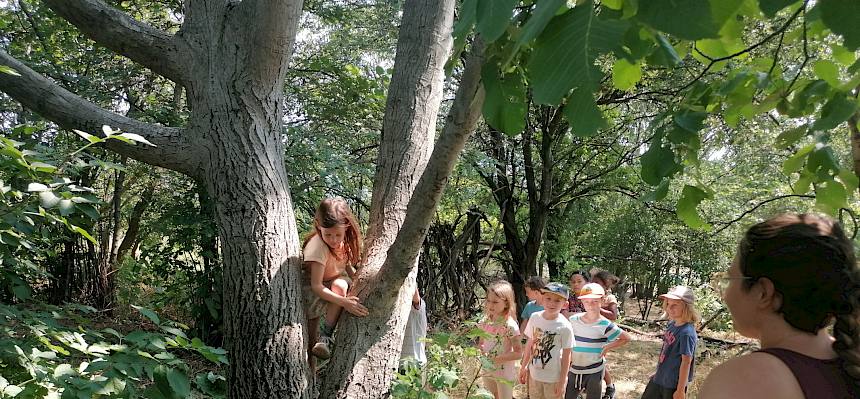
[303, 197, 363, 266]
[737, 213, 860, 379]
[569, 270, 589, 282]
[524, 276, 546, 291]
[592, 270, 619, 289]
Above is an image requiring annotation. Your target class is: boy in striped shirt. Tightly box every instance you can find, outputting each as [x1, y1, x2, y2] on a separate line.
[566, 283, 630, 399]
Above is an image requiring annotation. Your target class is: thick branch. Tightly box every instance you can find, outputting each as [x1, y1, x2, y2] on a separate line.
[43, 0, 188, 83]
[382, 41, 486, 281]
[0, 51, 199, 176]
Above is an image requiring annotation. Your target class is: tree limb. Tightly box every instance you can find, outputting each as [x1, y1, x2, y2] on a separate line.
[236, 0, 304, 89]
[0, 50, 200, 176]
[43, 0, 189, 83]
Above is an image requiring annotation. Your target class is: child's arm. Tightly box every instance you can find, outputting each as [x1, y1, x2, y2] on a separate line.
[307, 261, 368, 316]
[600, 330, 631, 357]
[674, 354, 693, 399]
[600, 302, 619, 320]
[494, 331, 523, 363]
[519, 318, 529, 335]
[518, 337, 534, 384]
[555, 347, 571, 396]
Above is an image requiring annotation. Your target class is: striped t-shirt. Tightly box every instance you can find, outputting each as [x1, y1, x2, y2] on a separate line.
[568, 313, 622, 375]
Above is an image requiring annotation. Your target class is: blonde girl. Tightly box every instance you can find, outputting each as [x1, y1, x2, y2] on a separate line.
[641, 286, 700, 399]
[478, 281, 523, 399]
[302, 198, 368, 366]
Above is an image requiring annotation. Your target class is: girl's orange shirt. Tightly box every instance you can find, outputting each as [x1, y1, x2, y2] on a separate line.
[303, 235, 348, 281]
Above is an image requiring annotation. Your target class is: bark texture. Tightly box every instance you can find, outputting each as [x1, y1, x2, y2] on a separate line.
[0, 0, 310, 396]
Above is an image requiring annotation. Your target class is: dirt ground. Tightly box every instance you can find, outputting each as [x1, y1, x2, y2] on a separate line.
[453, 300, 756, 399]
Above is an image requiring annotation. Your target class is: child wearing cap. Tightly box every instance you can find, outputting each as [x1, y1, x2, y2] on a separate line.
[519, 282, 575, 399]
[640, 286, 700, 399]
[566, 283, 630, 399]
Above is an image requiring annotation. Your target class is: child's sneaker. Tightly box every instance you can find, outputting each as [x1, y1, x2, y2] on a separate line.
[602, 384, 615, 399]
[312, 335, 333, 359]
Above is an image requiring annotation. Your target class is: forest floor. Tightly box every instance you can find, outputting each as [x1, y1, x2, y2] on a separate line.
[451, 300, 757, 399]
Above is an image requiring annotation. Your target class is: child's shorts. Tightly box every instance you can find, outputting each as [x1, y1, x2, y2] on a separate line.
[566, 370, 603, 399]
[640, 379, 685, 399]
[302, 271, 351, 320]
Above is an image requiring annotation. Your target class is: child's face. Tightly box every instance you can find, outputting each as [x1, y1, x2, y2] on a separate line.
[664, 298, 686, 321]
[525, 287, 541, 301]
[569, 274, 587, 291]
[581, 297, 602, 314]
[484, 291, 507, 319]
[541, 293, 566, 316]
[319, 224, 348, 249]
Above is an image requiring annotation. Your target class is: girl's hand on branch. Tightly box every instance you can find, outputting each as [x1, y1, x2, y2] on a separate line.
[341, 296, 369, 317]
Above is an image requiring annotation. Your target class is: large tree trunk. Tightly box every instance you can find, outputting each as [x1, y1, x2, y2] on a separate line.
[0, 0, 310, 396]
[318, 1, 484, 396]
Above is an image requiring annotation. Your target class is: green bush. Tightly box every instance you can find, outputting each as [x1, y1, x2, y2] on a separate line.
[0, 302, 227, 398]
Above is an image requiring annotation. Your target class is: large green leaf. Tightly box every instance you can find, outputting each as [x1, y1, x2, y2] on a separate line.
[612, 58, 642, 90]
[167, 368, 191, 398]
[453, 0, 478, 40]
[816, 179, 848, 214]
[511, 0, 567, 57]
[758, 0, 800, 17]
[641, 136, 680, 185]
[564, 88, 607, 137]
[637, 0, 742, 40]
[528, 2, 629, 104]
[820, 0, 860, 50]
[481, 63, 527, 136]
[677, 185, 713, 230]
[811, 93, 858, 131]
[475, 0, 518, 42]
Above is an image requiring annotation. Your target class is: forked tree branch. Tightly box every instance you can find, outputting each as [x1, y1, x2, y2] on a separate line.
[0, 51, 200, 176]
[43, 0, 189, 83]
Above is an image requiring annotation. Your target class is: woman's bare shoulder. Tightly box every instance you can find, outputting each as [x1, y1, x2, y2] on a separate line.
[698, 351, 803, 399]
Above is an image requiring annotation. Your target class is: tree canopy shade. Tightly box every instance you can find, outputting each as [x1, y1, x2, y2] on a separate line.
[1, 0, 859, 398]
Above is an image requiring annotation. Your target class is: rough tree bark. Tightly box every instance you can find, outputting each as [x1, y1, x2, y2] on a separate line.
[1, 0, 487, 396]
[318, 2, 486, 395]
[0, 0, 309, 396]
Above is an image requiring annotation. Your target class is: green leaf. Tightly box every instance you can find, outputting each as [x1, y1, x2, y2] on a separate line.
[0, 65, 21, 76]
[71, 225, 97, 244]
[820, 0, 860, 50]
[39, 191, 61, 209]
[118, 133, 155, 147]
[132, 305, 161, 325]
[58, 199, 74, 216]
[27, 182, 48, 192]
[528, 3, 629, 104]
[167, 368, 191, 398]
[11, 283, 31, 301]
[507, 0, 567, 63]
[75, 203, 100, 220]
[73, 129, 103, 144]
[612, 58, 642, 90]
[838, 168, 860, 193]
[812, 93, 858, 131]
[792, 171, 815, 194]
[813, 60, 841, 87]
[642, 179, 670, 202]
[468, 387, 496, 399]
[564, 89, 606, 137]
[651, 34, 683, 66]
[637, 0, 736, 40]
[775, 125, 809, 148]
[481, 63, 527, 135]
[757, 0, 800, 18]
[453, 0, 477, 39]
[429, 368, 459, 389]
[641, 138, 680, 185]
[475, 0, 517, 42]
[676, 185, 713, 230]
[782, 143, 815, 174]
[816, 179, 848, 214]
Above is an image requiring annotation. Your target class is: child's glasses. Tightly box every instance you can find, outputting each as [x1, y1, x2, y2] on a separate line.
[711, 272, 754, 297]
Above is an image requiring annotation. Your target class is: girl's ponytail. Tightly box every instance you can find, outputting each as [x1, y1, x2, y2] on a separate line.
[833, 265, 860, 381]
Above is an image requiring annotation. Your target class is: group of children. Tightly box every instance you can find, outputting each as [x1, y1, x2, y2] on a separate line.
[476, 271, 699, 399]
[299, 198, 700, 399]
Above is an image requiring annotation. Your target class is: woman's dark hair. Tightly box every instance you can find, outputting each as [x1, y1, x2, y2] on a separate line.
[737, 213, 860, 379]
[524, 276, 546, 291]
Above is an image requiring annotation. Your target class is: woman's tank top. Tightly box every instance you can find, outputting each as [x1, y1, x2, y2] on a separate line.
[757, 347, 860, 399]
